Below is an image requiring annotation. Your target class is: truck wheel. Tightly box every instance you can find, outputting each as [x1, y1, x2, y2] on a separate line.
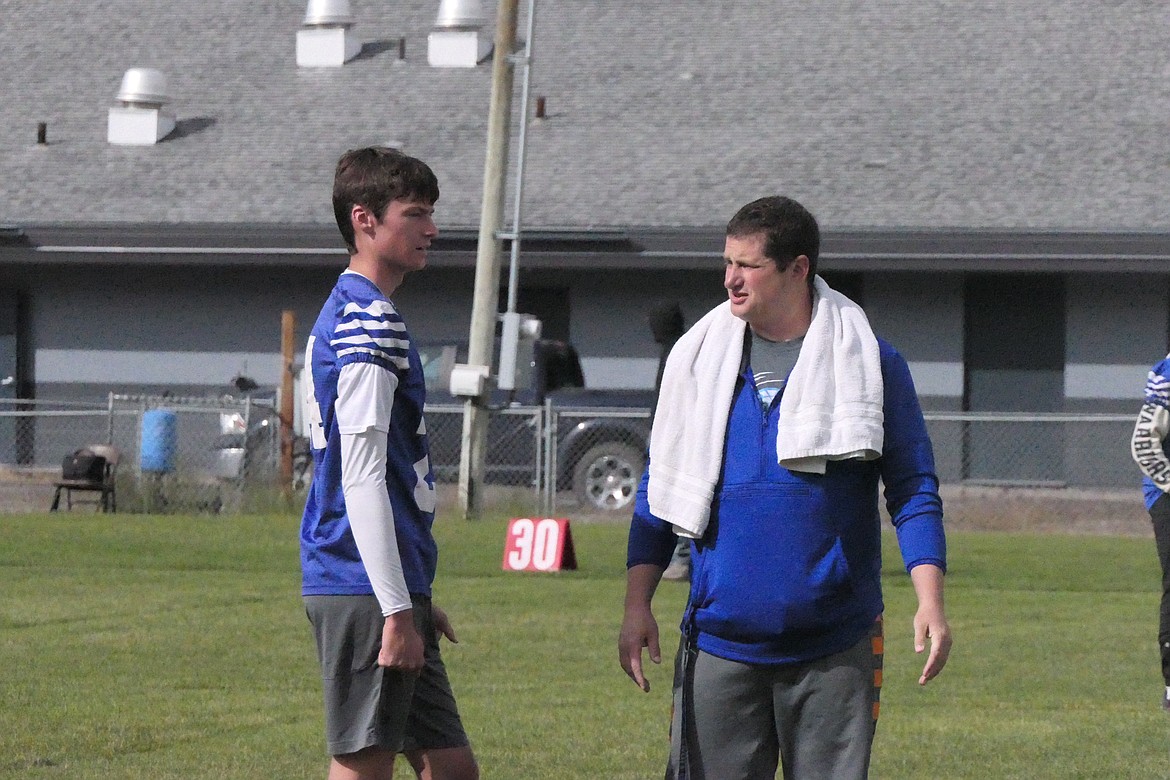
[573, 443, 644, 512]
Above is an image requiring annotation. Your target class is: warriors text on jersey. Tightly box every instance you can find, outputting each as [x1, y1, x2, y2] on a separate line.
[1135, 353, 1170, 509]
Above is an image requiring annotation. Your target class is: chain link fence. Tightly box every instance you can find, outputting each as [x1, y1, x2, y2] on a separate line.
[106, 394, 286, 514]
[422, 403, 652, 518]
[923, 412, 1148, 535]
[420, 405, 1153, 536]
[0, 394, 289, 515]
[0, 397, 114, 512]
[424, 404, 545, 516]
[0, 396, 1152, 534]
[545, 406, 652, 516]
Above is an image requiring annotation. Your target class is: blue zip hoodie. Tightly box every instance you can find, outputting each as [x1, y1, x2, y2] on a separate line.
[627, 337, 946, 665]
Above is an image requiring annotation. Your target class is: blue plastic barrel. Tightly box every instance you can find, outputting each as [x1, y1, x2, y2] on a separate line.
[140, 409, 178, 473]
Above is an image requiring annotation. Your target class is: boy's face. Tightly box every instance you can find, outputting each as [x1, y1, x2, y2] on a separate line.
[363, 197, 438, 273]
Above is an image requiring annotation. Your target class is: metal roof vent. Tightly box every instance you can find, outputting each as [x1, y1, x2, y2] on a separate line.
[107, 68, 176, 146]
[428, 0, 492, 67]
[115, 68, 170, 106]
[303, 0, 354, 26]
[297, 0, 361, 67]
[434, 0, 486, 29]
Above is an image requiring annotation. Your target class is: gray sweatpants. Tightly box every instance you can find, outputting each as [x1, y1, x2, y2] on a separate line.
[667, 621, 882, 780]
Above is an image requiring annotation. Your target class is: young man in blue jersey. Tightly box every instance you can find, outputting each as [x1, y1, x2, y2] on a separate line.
[301, 147, 478, 780]
[619, 196, 952, 779]
[1130, 355, 1170, 712]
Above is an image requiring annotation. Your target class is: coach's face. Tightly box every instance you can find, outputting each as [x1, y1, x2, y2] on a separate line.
[723, 233, 810, 338]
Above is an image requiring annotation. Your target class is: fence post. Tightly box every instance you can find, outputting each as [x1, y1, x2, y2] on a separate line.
[532, 405, 543, 514]
[543, 398, 555, 515]
[280, 309, 296, 500]
[243, 396, 252, 484]
[137, 398, 147, 512]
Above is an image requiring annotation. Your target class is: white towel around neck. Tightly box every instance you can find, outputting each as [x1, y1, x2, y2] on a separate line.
[647, 276, 884, 539]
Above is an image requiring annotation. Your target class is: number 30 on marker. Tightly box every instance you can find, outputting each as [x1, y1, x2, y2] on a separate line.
[502, 518, 577, 572]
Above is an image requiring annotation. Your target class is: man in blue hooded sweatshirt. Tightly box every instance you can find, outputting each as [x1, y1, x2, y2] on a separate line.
[619, 196, 951, 780]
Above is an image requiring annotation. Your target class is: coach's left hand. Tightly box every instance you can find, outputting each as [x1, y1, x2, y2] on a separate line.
[433, 603, 459, 643]
[909, 564, 952, 685]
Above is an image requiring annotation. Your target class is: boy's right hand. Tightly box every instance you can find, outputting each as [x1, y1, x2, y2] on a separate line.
[379, 609, 425, 672]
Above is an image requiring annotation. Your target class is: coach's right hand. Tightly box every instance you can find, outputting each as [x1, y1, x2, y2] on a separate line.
[619, 563, 665, 692]
[619, 607, 661, 692]
[379, 609, 425, 673]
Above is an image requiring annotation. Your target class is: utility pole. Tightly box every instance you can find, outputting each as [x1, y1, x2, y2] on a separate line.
[459, 0, 520, 519]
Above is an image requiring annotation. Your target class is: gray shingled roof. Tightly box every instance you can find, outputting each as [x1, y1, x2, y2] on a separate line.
[4, 1, 1170, 230]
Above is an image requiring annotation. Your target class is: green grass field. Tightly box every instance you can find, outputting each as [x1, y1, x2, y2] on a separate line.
[1, 512, 1168, 779]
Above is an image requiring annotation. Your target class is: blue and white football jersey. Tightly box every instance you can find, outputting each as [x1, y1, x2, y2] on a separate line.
[300, 271, 438, 598]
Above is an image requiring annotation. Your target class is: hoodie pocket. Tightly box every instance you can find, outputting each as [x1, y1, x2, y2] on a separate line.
[695, 483, 855, 642]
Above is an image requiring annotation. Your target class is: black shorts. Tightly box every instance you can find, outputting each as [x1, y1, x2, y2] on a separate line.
[304, 594, 470, 756]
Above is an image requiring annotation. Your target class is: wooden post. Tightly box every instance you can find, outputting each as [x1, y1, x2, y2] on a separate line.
[281, 310, 296, 499]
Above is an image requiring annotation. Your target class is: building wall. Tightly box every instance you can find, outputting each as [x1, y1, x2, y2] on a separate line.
[0, 258, 1165, 487]
[1061, 273, 1166, 488]
[17, 264, 335, 400]
[566, 268, 725, 390]
[2, 263, 1166, 416]
[860, 272, 962, 481]
[864, 272, 965, 411]
[1064, 273, 1167, 411]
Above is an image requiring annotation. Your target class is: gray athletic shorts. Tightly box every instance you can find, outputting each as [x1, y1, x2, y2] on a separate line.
[667, 618, 884, 780]
[304, 594, 470, 757]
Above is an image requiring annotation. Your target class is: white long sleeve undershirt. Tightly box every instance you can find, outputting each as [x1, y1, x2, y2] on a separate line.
[337, 362, 411, 617]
